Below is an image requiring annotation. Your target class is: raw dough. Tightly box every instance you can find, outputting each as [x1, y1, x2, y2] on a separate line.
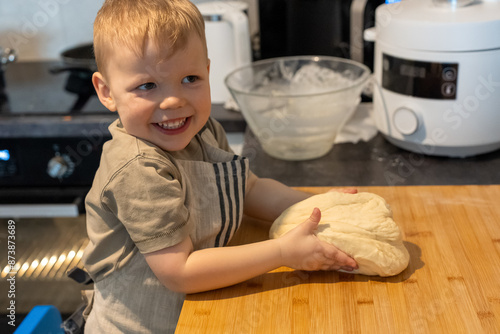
[270, 192, 409, 277]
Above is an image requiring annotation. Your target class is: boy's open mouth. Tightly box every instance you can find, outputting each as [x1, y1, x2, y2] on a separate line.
[153, 117, 192, 136]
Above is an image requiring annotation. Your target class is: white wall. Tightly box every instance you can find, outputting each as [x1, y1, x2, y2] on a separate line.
[0, 0, 104, 61]
[0, 0, 258, 62]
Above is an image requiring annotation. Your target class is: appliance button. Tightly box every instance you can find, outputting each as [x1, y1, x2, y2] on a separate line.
[393, 108, 419, 135]
[442, 67, 457, 81]
[441, 82, 456, 97]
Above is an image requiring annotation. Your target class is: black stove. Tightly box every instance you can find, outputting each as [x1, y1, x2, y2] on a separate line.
[0, 60, 109, 328]
[0, 61, 117, 215]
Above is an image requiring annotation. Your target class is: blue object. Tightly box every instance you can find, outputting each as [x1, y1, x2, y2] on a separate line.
[0, 149, 10, 161]
[14, 305, 64, 334]
[386, 0, 402, 3]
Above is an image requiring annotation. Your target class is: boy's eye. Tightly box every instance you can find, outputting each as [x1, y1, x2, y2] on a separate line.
[137, 82, 157, 90]
[182, 76, 198, 84]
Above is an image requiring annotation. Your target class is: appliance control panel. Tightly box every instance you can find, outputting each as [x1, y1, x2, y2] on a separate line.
[0, 137, 106, 187]
[382, 54, 458, 100]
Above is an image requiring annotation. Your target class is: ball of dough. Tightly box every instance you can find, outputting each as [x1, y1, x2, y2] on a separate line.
[270, 192, 409, 277]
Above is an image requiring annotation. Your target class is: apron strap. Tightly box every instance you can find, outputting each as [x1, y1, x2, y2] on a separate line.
[65, 266, 95, 325]
[81, 289, 95, 321]
[67, 266, 94, 285]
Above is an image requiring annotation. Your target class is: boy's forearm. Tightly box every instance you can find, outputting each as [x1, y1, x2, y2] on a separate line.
[158, 238, 283, 294]
[244, 176, 311, 222]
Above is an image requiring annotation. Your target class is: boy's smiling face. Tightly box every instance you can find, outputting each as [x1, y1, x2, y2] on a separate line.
[93, 33, 211, 152]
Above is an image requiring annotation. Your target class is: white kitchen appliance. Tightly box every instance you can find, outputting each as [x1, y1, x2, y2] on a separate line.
[371, 0, 500, 157]
[196, 1, 252, 104]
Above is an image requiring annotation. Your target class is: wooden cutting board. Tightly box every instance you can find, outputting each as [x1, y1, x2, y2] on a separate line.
[175, 185, 500, 333]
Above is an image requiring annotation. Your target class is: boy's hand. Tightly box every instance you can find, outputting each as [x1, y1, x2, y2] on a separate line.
[329, 187, 358, 194]
[277, 208, 358, 272]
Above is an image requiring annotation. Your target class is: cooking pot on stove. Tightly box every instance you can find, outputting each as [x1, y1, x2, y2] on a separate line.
[196, 1, 252, 104]
[50, 43, 97, 111]
[369, 0, 500, 157]
[51, 43, 97, 73]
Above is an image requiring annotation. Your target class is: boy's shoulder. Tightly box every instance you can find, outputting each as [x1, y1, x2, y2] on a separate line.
[98, 119, 176, 175]
[106, 119, 164, 154]
[201, 117, 231, 152]
[201, 117, 221, 138]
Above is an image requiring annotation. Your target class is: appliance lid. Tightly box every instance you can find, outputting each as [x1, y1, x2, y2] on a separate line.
[375, 0, 500, 52]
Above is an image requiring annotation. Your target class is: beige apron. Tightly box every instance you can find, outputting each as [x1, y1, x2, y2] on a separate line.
[84, 130, 249, 333]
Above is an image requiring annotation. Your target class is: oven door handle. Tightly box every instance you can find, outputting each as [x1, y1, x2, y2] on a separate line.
[0, 198, 80, 218]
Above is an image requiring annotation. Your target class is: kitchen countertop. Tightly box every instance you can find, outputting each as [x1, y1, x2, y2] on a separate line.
[176, 185, 500, 333]
[242, 127, 500, 187]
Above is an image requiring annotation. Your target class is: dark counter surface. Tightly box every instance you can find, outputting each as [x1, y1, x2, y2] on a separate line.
[242, 129, 500, 187]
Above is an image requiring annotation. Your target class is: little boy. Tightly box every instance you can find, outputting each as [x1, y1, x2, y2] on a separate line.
[82, 0, 358, 332]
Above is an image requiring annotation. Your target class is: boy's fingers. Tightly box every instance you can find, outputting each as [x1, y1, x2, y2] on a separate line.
[335, 249, 358, 268]
[309, 207, 321, 223]
[323, 242, 358, 269]
[329, 188, 358, 194]
[340, 266, 356, 272]
[300, 207, 321, 232]
[341, 254, 358, 269]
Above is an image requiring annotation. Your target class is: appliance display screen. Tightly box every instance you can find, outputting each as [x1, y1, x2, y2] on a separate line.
[382, 54, 458, 100]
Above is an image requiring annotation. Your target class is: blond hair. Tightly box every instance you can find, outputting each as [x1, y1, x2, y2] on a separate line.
[93, 0, 206, 75]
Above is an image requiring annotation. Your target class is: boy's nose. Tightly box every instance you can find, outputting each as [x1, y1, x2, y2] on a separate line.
[159, 95, 185, 110]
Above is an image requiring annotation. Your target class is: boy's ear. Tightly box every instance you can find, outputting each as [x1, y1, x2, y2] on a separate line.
[92, 72, 117, 111]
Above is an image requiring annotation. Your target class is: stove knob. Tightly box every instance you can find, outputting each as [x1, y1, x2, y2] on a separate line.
[47, 156, 70, 179]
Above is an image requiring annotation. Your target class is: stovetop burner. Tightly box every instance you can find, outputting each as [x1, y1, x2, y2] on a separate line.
[2, 61, 107, 115]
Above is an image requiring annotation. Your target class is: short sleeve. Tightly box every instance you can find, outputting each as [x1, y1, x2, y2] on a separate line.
[101, 156, 191, 254]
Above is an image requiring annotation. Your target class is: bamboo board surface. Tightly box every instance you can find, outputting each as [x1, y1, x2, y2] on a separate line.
[175, 185, 500, 334]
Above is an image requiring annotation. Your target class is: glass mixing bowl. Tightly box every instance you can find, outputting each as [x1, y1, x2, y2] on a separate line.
[225, 56, 371, 161]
